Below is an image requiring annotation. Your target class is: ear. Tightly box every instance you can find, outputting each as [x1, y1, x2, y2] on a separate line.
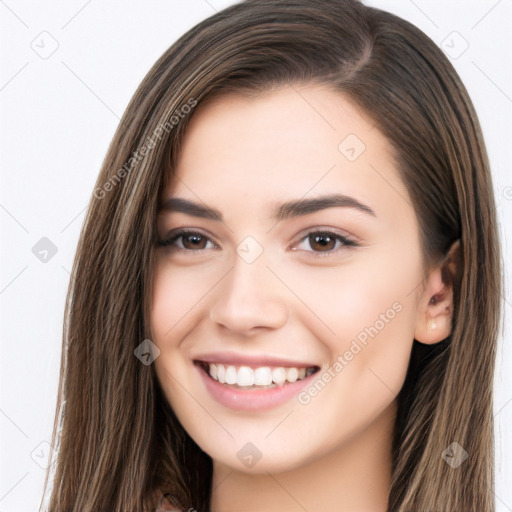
[414, 239, 460, 344]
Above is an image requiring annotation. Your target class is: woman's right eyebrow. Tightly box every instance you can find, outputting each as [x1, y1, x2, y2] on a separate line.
[158, 194, 376, 222]
[159, 197, 223, 221]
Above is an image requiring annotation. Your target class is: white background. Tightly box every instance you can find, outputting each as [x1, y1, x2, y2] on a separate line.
[0, 1, 510, 511]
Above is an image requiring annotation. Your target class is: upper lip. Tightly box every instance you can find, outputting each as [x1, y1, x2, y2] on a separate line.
[193, 351, 319, 368]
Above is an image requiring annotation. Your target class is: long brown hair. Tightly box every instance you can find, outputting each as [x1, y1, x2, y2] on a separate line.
[41, 1, 502, 510]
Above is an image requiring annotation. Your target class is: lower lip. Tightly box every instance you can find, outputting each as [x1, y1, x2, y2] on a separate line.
[196, 364, 316, 411]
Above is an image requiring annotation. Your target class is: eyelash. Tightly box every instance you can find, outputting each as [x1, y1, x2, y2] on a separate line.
[293, 230, 359, 258]
[156, 228, 359, 257]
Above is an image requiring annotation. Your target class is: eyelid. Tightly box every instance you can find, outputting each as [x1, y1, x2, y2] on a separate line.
[157, 226, 359, 255]
[292, 227, 360, 258]
[293, 225, 357, 243]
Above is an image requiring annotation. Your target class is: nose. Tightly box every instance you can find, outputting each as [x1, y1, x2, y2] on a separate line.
[209, 255, 289, 335]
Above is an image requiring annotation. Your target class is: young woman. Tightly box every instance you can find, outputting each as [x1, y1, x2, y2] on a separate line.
[42, 0, 502, 511]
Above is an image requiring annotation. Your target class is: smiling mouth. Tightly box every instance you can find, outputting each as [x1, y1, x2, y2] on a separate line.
[195, 361, 320, 390]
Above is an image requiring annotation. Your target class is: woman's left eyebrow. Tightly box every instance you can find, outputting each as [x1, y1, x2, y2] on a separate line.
[272, 194, 376, 220]
[159, 193, 376, 221]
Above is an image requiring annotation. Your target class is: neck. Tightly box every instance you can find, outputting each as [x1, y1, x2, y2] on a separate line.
[210, 400, 396, 512]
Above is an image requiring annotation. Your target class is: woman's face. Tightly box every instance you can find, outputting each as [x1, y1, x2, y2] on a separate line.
[151, 84, 428, 473]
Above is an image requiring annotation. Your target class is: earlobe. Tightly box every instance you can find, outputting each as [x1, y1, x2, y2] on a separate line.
[414, 285, 453, 344]
[414, 240, 460, 345]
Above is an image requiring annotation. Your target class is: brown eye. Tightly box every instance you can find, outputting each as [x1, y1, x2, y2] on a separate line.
[292, 230, 358, 257]
[309, 232, 336, 251]
[181, 233, 208, 250]
[156, 230, 217, 251]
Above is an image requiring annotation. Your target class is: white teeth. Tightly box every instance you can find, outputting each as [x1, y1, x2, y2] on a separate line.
[254, 367, 272, 386]
[225, 365, 237, 385]
[237, 366, 255, 386]
[272, 367, 286, 385]
[206, 363, 315, 387]
[286, 367, 298, 383]
[217, 364, 226, 384]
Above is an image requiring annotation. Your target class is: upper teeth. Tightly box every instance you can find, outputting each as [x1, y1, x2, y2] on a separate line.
[208, 363, 314, 387]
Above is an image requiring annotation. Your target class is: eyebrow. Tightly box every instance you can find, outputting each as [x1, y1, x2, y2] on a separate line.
[159, 193, 376, 221]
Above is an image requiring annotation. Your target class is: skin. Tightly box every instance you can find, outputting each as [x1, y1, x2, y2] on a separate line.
[151, 84, 456, 512]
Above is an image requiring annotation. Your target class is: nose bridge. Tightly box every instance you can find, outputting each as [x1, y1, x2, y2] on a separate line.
[209, 244, 288, 333]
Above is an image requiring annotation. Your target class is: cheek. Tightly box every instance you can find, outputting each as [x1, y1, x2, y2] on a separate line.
[279, 245, 420, 338]
[150, 262, 204, 396]
[286, 261, 420, 459]
[276, 246, 422, 391]
[150, 257, 236, 407]
[150, 258, 221, 340]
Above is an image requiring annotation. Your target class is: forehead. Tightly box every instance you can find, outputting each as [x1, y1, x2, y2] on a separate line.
[165, 84, 411, 222]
